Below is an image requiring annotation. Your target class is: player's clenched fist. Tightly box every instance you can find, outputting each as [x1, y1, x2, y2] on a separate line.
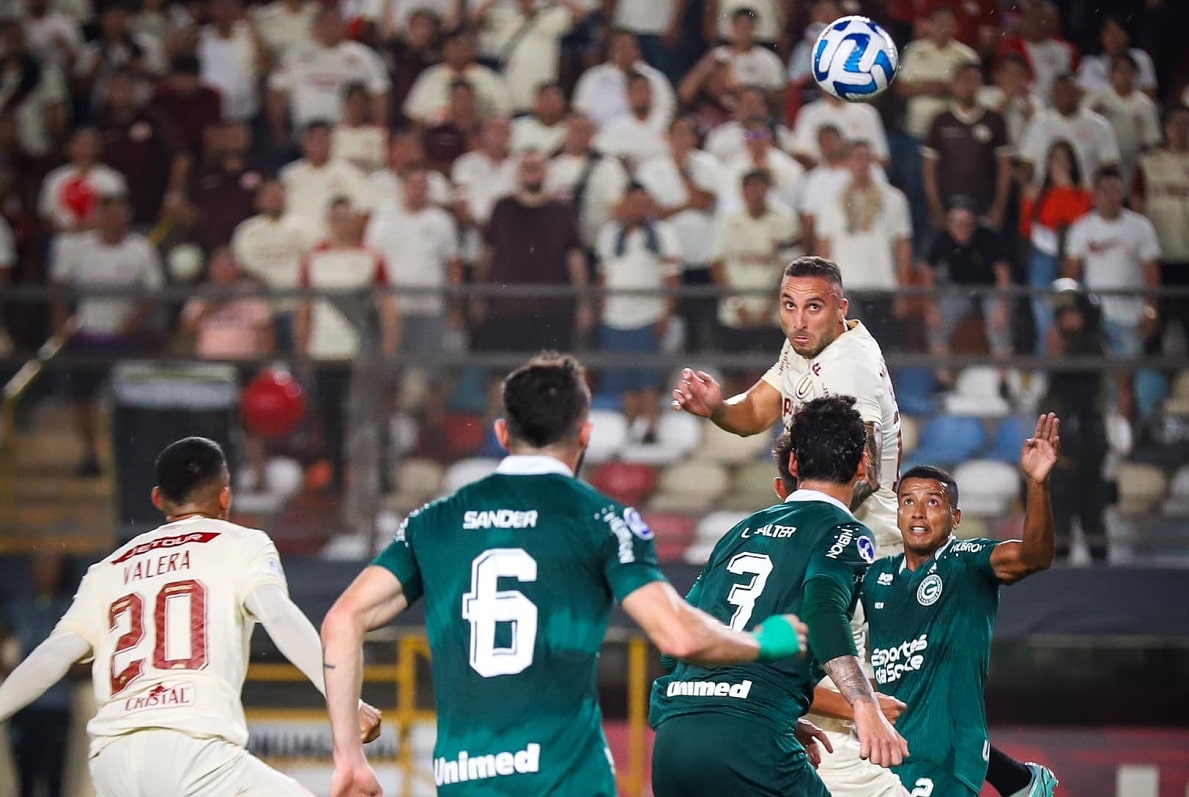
[671, 368, 725, 418]
[330, 758, 383, 797]
[358, 701, 383, 743]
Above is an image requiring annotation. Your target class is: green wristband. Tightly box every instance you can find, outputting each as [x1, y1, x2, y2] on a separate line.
[752, 616, 802, 661]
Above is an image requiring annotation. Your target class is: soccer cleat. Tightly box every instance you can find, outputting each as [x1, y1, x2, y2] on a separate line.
[1008, 762, 1059, 797]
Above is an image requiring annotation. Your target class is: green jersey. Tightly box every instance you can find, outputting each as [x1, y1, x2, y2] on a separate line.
[372, 456, 665, 796]
[649, 491, 876, 735]
[862, 537, 1003, 793]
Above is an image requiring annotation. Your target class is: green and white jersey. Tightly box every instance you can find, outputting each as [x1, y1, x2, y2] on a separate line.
[862, 537, 1003, 793]
[372, 455, 666, 796]
[649, 491, 876, 735]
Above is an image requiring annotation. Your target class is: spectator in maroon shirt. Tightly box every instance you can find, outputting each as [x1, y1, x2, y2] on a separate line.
[190, 121, 269, 250]
[148, 54, 223, 164]
[422, 79, 482, 175]
[472, 150, 590, 351]
[385, 8, 440, 127]
[97, 67, 187, 227]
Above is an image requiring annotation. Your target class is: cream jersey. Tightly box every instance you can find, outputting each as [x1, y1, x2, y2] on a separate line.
[761, 321, 902, 550]
[53, 517, 288, 758]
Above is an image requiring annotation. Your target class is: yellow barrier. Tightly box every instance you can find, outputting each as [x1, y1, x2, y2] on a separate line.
[245, 631, 652, 797]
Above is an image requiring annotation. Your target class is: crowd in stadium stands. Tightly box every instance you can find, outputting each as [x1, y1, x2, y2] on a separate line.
[1, 0, 1189, 525]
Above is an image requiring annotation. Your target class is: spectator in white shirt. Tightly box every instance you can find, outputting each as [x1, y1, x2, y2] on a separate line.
[546, 111, 629, 249]
[595, 182, 681, 442]
[363, 129, 451, 213]
[21, 0, 82, 68]
[333, 82, 389, 174]
[977, 52, 1043, 148]
[706, 0, 787, 49]
[703, 84, 793, 164]
[51, 191, 163, 476]
[403, 27, 510, 125]
[1019, 73, 1120, 188]
[787, 0, 840, 85]
[896, 6, 979, 141]
[595, 72, 669, 173]
[710, 8, 785, 108]
[198, 0, 267, 123]
[267, 6, 390, 143]
[1083, 54, 1160, 190]
[39, 127, 127, 232]
[279, 120, 368, 237]
[720, 116, 805, 218]
[998, 0, 1077, 105]
[1076, 16, 1157, 99]
[365, 166, 462, 351]
[796, 123, 848, 248]
[606, 0, 683, 82]
[1064, 165, 1161, 419]
[636, 116, 721, 351]
[252, 0, 316, 63]
[572, 27, 675, 128]
[511, 82, 568, 155]
[452, 116, 519, 260]
[231, 178, 314, 351]
[789, 91, 889, 169]
[814, 140, 912, 346]
[470, 0, 579, 114]
[74, 1, 166, 117]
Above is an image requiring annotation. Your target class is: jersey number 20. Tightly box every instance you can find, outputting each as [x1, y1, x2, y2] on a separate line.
[462, 549, 537, 678]
[108, 579, 209, 695]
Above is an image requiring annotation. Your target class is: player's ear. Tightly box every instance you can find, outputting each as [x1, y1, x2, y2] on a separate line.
[773, 476, 789, 501]
[787, 451, 800, 479]
[854, 451, 869, 484]
[838, 294, 849, 320]
[952, 506, 962, 528]
[494, 418, 510, 452]
[150, 486, 163, 511]
[578, 419, 593, 449]
[218, 485, 231, 512]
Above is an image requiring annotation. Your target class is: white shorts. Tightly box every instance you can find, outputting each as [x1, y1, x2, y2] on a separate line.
[814, 728, 908, 797]
[90, 729, 314, 797]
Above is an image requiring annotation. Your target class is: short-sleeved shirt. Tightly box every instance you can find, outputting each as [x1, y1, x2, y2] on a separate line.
[762, 322, 902, 551]
[635, 151, 721, 266]
[300, 242, 389, 360]
[863, 538, 1003, 793]
[49, 231, 164, 335]
[711, 206, 798, 328]
[269, 41, 390, 129]
[1065, 209, 1161, 325]
[54, 517, 288, 757]
[595, 219, 681, 328]
[898, 39, 980, 138]
[1018, 107, 1120, 187]
[1135, 148, 1189, 262]
[372, 455, 665, 796]
[484, 197, 581, 318]
[402, 63, 511, 124]
[650, 491, 876, 734]
[790, 99, 890, 164]
[364, 203, 459, 316]
[1085, 89, 1161, 188]
[814, 182, 911, 291]
[923, 106, 1010, 216]
[923, 225, 1009, 286]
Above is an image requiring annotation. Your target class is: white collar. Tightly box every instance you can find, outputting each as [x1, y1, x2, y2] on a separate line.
[495, 455, 574, 477]
[783, 488, 854, 518]
[899, 535, 954, 573]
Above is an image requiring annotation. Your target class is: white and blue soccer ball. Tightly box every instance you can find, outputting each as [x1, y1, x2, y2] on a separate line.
[812, 15, 899, 102]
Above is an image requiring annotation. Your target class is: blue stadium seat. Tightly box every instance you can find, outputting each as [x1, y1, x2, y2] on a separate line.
[906, 415, 987, 468]
[893, 367, 936, 416]
[987, 415, 1031, 464]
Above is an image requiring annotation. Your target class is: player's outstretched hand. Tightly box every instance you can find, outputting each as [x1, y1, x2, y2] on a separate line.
[854, 701, 909, 768]
[330, 758, 383, 797]
[1021, 413, 1060, 484]
[671, 368, 724, 418]
[359, 701, 383, 744]
[795, 717, 834, 769]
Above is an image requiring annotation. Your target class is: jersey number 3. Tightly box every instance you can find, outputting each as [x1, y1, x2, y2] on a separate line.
[109, 579, 209, 695]
[462, 549, 537, 678]
[726, 553, 774, 632]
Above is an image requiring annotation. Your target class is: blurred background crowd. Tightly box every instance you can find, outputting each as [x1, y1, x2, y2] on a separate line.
[1, 0, 1188, 569]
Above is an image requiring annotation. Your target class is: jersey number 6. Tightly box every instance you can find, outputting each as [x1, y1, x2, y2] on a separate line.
[462, 549, 538, 678]
[109, 579, 209, 695]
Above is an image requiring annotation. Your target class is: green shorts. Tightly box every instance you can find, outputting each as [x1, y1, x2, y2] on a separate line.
[894, 759, 979, 797]
[652, 712, 828, 797]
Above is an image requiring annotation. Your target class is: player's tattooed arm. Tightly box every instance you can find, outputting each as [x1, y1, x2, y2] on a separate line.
[822, 655, 876, 707]
[823, 654, 908, 767]
[849, 421, 882, 510]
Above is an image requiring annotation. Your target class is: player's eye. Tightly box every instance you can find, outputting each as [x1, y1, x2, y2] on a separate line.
[808, 303, 821, 311]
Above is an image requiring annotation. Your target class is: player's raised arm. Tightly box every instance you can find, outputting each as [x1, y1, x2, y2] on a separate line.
[990, 413, 1060, 584]
[671, 368, 783, 436]
[322, 565, 411, 797]
[621, 580, 807, 666]
[0, 630, 90, 724]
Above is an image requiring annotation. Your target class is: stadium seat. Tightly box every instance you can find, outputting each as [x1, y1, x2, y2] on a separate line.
[1116, 462, 1169, 515]
[905, 415, 987, 468]
[952, 459, 1019, 517]
[953, 514, 989, 540]
[1135, 369, 1169, 418]
[899, 415, 920, 457]
[442, 413, 488, 457]
[619, 412, 703, 465]
[390, 413, 419, 457]
[648, 460, 729, 512]
[264, 457, 304, 498]
[696, 422, 772, 465]
[987, 415, 1031, 464]
[892, 367, 936, 416]
[943, 367, 1010, 418]
[1165, 370, 1189, 416]
[684, 510, 752, 564]
[641, 512, 696, 561]
[588, 461, 658, 507]
[441, 457, 501, 494]
[1161, 465, 1189, 517]
[722, 460, 780, 511]
[392, 457, 444, 500]
[586, 409, 630, 464]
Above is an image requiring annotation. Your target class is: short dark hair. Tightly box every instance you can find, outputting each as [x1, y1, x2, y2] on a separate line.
[155, 437, 227, 504]
[741, 168, 771, 187]
[787, 396, 866, 485]
[1110, 52, 1138, 72]
[342, 80, 369, 100]
[783, 255, 844, 289]
[1164, 102, 1189, 126]
[773, 432, 796, 492]
[1094, 164, 1123, 186]
[626, 70, 650, 88]
[731, 6, 757, 21]
[997, 52, 1031, 76]
[899, 465, 960, 508]
[303, 119, 332, 136]
[171, 53, 201, 76]
[502, 352, 591, 448]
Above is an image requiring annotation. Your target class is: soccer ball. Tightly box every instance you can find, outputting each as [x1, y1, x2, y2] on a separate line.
[812, 15, 899, 102]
